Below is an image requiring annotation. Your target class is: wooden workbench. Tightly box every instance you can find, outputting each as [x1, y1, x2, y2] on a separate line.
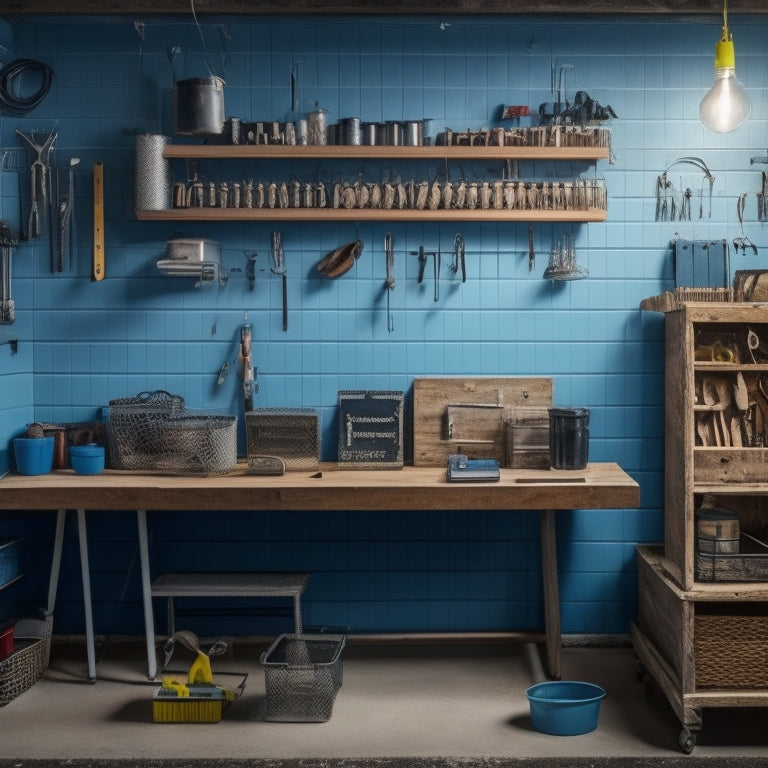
[0, 462, 639, 680]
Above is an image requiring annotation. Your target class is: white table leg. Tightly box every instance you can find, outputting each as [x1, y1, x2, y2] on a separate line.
[76, 509, 96, 681]
[540, 508, 561, 679]
[137, 510, 157, 680]
[44, 510, 67, 622]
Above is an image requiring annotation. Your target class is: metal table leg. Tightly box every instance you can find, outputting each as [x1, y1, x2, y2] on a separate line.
[46, 509, 96, 681]
[76, 509, 96, 681]
[44, 510, 66, 622]
[137, 510, 157, 680]
[540, 508, 562, 679]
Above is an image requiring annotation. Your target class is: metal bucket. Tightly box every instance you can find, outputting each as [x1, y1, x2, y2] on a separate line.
[174, 76, 226, 136]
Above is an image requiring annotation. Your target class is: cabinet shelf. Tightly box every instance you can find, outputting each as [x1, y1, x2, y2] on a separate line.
[162, 144, 610, 162]
[694, 362, 768, 372]
[634, 304, 768, 750]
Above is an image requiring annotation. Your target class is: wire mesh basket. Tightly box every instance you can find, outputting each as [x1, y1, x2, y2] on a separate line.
[260, 633, 346, 722]
[0, 619, 51, 706]
[245, 408, 320, 470]
[108, 390, 237, 475]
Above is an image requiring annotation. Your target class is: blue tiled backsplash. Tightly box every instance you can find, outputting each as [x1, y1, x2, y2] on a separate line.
[0, 12, 765, 636]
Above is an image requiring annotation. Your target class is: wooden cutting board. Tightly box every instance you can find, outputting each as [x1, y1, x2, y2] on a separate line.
[412, 376, 553, 466]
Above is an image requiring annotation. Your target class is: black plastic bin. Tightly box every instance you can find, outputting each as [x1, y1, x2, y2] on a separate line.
[549, 408, 590, 470]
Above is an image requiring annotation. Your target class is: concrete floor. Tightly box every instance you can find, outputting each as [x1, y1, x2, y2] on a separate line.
[2, 637, 768, 761]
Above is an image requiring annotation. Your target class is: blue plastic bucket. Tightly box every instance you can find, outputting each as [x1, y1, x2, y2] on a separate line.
[525, 680, 606, 736]
[13, 436, 54, 476]
[69, 445, 105, 475]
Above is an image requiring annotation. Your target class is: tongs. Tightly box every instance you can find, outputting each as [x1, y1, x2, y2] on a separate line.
[16, 128, 58, 240]
[0, 219, 16, 324]
[733, 192, 758, 255]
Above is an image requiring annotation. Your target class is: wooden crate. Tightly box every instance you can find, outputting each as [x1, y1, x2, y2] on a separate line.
[504, 406, 550, 469]
[412, 377, 552, 467]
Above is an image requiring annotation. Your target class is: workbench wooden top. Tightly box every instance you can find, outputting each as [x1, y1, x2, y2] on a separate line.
[0, 462, 638, 512]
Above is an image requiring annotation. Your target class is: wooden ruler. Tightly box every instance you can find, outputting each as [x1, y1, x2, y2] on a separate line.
[92, 161, 104, 281]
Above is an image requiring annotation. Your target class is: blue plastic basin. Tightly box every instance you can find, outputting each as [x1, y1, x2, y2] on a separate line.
[525, 680, 606, 736]
[70, 444, 105, 475]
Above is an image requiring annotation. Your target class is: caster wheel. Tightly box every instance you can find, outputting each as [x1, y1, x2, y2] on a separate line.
[678, 728, 696, 754]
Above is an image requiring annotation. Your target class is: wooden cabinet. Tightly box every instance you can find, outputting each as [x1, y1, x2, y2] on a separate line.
[632, 301, 768, 753]
[135, 144, 609, 223]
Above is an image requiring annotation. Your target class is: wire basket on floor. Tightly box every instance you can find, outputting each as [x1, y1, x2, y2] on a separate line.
[108, 390, 237, 475]
[260, 633, 346, 722]
[0, 619, 51, 706]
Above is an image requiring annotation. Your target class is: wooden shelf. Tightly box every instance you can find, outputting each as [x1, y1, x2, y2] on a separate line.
[141, 142, 609, 223]
[694, 362, 768, 372]
[638, 547, 768, 600]
[136, 207, 608, 223]
[162, 144, 610, 162]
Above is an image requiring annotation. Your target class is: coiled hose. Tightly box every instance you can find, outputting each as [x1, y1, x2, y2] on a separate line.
[0, 59, 53, 116]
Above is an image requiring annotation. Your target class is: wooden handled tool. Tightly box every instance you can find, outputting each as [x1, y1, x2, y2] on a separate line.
[92, 161, 104, 281]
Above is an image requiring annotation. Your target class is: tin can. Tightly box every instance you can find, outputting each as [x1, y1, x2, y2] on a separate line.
[342, 117, 362, 146]
[385, 121, 403, 146]
[404, 120, 422, 146]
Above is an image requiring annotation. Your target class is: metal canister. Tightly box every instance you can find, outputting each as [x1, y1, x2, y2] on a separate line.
[361, 122, 378, 146]
[297, 119, 308, 145]
[342, 117, 362, 146]
[307, 109, 328, 145]
[174, 76, 226, 136]
[404, 120, 422, 146]
[385, 121, 403, 146]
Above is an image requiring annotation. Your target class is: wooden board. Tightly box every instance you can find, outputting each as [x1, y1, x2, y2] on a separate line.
[7, 0, 767, 14]
[0, 462, 639, 512]
[412, 377, 552, 467]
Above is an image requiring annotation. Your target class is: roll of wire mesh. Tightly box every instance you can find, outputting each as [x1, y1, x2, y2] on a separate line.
[135, 134, 173, 211]
[0, 59, 53, 116]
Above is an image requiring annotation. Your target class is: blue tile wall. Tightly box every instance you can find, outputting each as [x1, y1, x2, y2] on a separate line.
[1, 12, 766, 637]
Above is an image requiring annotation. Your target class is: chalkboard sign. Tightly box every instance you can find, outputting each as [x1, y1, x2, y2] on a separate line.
[337, 390, 404, 468]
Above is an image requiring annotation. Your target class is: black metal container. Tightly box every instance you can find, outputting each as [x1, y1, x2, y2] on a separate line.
[548, 407, 590, 470]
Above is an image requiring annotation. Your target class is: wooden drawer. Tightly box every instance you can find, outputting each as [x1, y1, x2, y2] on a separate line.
[695, 607, 768, 689]
[694, 447, 768, 483]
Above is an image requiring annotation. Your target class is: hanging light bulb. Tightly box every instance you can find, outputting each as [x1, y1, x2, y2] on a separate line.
[699, 0, 750, 133]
